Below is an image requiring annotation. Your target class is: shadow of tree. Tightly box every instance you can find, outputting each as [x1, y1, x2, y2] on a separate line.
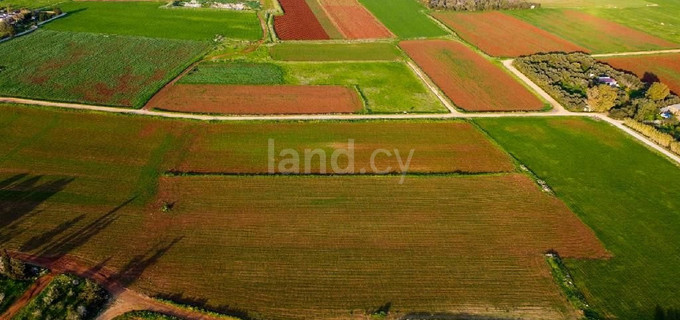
[35, 197, 136, 257]
[0, 174, 74, 245]
[642, 72, 661, 84]
[154, 292, 256, 320]
[112, 236, 184, 288]
[401, 313, 519, 320]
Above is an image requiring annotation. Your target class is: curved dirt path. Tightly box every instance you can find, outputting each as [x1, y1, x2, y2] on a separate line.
[0, 273, 55, 320]
[8, 253, 228, 320]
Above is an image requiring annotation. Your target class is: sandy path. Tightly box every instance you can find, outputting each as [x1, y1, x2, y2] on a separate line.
[592, 48, 680, 58]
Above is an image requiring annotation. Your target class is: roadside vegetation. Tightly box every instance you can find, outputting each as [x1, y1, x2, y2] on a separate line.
[476, 117, 680, 319]
[427, 0, 539, 10]
[113, 310, 182, 320]
[13, 274, 108, 320]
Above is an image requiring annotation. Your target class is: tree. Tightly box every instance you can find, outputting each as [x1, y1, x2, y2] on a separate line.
[0, 250, 10, 276]
[0, 20, 15, 38]
[634, 98, 659, 121]
[587, 84, 618, 112]
[647, 82, 670, 101]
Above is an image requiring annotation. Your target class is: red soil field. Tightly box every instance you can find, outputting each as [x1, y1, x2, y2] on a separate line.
[401, 40, 545, 112]
[602, 53, 680, 95]
[433, 11, 588, 57]
[146, 84, 362, 115]
[318, 0, 392, 39]
[274, 0, 330, 40]
[175, 121, 516, 174]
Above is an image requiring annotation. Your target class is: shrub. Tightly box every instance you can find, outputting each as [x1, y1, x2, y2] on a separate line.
[647, 82, 670, 101]
[428, 0, 540, 10]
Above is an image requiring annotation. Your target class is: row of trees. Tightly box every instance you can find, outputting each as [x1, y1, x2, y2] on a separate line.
[427, 0, 539, 10]
[624, 119, 680, 155]
[0, 7, 62, 39]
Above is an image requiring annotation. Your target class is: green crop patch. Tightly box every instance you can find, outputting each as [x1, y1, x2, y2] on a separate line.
[509, 9, 678, 53]
[179, 62, 285, 85]
[535, 0, 652, 8]
[0, 30, 208, 108]
[269, 42, 402, 61]
[358, 0, 448, 38]
[476, 117, 680, 319]
[587, 0, 680, 44]
[44, 1, 262, 41]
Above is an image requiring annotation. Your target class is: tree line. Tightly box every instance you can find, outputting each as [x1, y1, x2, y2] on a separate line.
[427, 0, 540, 10]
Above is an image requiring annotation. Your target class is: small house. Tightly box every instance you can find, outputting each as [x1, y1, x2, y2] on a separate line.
[660, 104, 680, 118]
[597, 76, 619, 87]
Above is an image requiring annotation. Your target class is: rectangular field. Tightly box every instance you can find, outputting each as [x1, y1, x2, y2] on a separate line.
[274, 0, 330, 40]
[179, 62, 285, 85]
[476, 117, 680, 319]
[317, 0, 392, 39]
[508, 9, 678, 53]
[268, 42, 402, 61]
[400, 40, 545, 112]
[588, 1, 680, 44]
[44, 1, 262, 41]
[535, 0, 652, 8]
[433, 11, 588, 57]
[174, 121, 516, 174]
[146, 84, 363, 114]
[358, 0, 448, 38]
[303, 0, 344, 39]
[0, 30, 208, 108]
[602, 53, 680, 94]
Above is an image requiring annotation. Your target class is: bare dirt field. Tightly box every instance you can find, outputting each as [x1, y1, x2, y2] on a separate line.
[146, 84, 363, 115]
[318, 0, 392, 39]
[401, 40, 545, 111]
[433, 11, 588, 57]
[274, 0, 330, 40]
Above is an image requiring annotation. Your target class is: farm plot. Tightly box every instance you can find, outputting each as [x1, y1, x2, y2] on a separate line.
[588, 0, 680, 44]
[508, 9, 678, 53]
[44, 1, 262, 41]
[433, 11, 588, 57]
[303, 0, 344, 39]
[179, 62, 285, 85]
[274, 0, 329, 40]
[400, 40, 545, 112]
[602, 53, 680, 94]
[146, 84, 363, 114]
[358, 0, 448, 38]
[317, 0, 392, 39]
[269, 42, 402, 61]
[476, 116, 680, 320]
[534, 0, 652, 8]
[174, 121, 516, 174]
[0, 30, 208, 108]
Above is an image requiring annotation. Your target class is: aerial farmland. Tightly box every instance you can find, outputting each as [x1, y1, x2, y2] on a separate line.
[0, 0, 679, 319]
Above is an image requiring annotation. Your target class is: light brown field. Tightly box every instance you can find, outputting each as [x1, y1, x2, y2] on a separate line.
[318, 0, 392, 39]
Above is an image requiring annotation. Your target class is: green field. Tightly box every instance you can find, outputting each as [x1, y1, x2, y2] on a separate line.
[476, 117, 680, 319]
[269, 42, 402, 61]
[508, 8, 678, 52]
[0, 275, 32, 314]
[281, 62, 444, 113]
[179, 60, 445, 113]
[179, 62, 285, 85]
[0, 30, 207, 108]
[535, 0, 652, 8]
[358, 0, 448, 38]
[44, 1, 262, 41]
[586, 0, 680, 44]
[0, 0, 64, 9]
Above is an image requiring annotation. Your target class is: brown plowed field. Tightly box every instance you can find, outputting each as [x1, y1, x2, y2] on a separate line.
[433, 11, 588, 57]
[602, 53, 680, 95]
[274, 0, 330, 40]
[318, 0, 392, 39]
[141, 174, 608, 320]
[146, 84, 362, 115]
[175, 121, 516, 174]
[401, 40, 545, 112]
